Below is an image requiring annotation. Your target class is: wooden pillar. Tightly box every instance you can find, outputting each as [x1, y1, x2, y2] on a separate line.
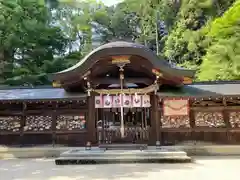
[189, 109, 195, 128]
[158, 106, 163, 145]
[189, 108, 196, 142]
[223, 109, 231, 144]
[223, 98, 231, 143]
[87, 95, 97, 144]
[150, 94, 159, 145]
[20, 102, 27, 147]
[51, 105, 57, 147]
[223, 109, 230, 127]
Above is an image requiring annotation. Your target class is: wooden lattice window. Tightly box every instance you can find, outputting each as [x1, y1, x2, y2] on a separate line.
[0, 116, 21, 132]
[229, 112, 240, 128]
[56, 115, 86, 131]
[24, 115, 52, 132]
[195, 112, 225, 127]
[161, 116, 190, 128]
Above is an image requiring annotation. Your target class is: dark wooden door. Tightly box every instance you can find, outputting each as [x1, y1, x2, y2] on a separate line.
[97, 108, 150, 144]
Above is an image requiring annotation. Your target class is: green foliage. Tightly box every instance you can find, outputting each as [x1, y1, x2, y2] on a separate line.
[164, 0, 230, 63]
[0, 0, 238, 86]
[0, 0, 68, 86]
[198, 0, 240, 80]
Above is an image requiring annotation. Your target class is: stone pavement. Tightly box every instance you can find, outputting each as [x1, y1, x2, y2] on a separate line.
[1, 157, 240, 180]
[2, 145, 240, 159]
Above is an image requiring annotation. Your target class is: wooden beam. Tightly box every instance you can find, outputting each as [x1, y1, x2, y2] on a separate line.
[160, 128, 229, 132]
[158, 106, 240, 111]
[0, 111, 23, 115]
[192, 106, 240, 111]
[160, 128, 192, 132]
[192, 100, 224, 107]
[92, 77, 153, 85]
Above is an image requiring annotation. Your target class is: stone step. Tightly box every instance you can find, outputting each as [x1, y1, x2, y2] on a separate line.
[55, 156, 191, 165]
[60, 150, 188, 158]
[99, 143, 148, 150]
[55, 148, 192, 165]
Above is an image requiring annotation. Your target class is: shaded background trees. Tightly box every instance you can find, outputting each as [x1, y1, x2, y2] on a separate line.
[0, 0, 239, 86]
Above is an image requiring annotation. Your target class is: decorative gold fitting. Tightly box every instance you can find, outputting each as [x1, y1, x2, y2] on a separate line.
[120, 74, 124, 80]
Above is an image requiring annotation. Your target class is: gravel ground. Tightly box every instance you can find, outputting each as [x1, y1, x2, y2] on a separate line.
[0, 157, 240, 180]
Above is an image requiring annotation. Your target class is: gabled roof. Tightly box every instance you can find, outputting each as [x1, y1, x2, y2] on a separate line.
[51, 41, 196, 81]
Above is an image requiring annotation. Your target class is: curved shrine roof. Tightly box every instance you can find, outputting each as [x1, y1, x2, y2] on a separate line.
[52, 41, 196, 81]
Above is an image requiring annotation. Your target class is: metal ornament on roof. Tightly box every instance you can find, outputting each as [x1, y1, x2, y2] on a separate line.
[86, 81, 92, 96]
[152, 69, 163, 77]
[52, 81, 61, 88]
[111, 56, 130, 66]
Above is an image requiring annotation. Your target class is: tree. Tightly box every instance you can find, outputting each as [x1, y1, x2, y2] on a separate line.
[198, 0, 240, 81]
[164, 0, 235, 64]
[0, 0, 68, 85]
[0, 0, 238, 86]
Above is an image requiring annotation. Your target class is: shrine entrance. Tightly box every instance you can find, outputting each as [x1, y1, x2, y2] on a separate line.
[96, 107, 151, 144]
[52, 41, 196, 145]
[91, 54, 159, 145]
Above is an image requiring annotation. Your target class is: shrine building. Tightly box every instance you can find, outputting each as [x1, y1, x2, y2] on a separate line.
[1, 41, 240, 146]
